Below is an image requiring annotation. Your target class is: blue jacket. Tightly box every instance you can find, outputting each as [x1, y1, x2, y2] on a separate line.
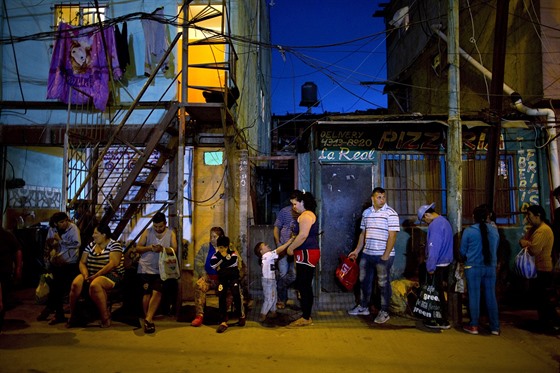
[460, 223, 499, 267]
[426, 216, 454, 273]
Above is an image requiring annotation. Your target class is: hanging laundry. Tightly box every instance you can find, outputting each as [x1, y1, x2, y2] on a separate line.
[47, 22, 122, 111]
[114, 22, 130, 73]
[141, 7, 172, 77]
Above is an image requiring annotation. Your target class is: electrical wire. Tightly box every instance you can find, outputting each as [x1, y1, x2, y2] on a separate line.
[2, 0, 27, 113]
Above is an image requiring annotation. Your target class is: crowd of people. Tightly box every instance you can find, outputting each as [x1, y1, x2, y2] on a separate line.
[1, 186, 559, 335]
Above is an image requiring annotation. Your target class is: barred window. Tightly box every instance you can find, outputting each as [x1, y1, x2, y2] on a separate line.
[381, 152, 517, 225]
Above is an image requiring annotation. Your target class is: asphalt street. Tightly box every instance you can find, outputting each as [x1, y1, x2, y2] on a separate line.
[1, 288, 559, 373]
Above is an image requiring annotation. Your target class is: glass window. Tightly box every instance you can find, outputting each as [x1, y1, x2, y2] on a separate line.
[204, 151, 223, 166]
[54, 4, 107, 27]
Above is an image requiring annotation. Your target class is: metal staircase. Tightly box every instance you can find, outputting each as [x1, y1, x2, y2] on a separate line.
[99, 103, 179, 237]
[64, 32, 183, 242]
[63, 0, 238, 242]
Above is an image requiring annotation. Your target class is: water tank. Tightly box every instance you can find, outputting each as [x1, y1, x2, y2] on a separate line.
[299, 82, 319, 107]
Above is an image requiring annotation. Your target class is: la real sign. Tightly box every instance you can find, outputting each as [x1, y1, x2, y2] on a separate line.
[318, 147, 377, 163]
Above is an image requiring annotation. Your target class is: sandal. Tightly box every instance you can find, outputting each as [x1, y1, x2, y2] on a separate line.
[100, 318, 111, 328]
[216, 322, 228, 333]
[144, 319, 155, 334]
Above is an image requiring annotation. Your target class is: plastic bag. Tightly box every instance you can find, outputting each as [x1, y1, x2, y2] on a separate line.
[335, 255, 359, 291]
[454, 262, 466, 293]
[390, 279, 419, 315]
[35, 273, 53, 304]
[515, 248, 537, 279]
[412, 281, 442, 320]
[159, 247, 181, 281]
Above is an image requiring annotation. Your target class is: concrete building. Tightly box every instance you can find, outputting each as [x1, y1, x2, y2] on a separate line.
[0, 0, 271, 303]
[263, 0, 560, 303]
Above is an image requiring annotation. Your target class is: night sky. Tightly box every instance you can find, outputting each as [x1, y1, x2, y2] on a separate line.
[270, 0, 388, 115]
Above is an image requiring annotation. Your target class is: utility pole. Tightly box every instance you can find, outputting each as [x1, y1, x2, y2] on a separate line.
[447, 0, 462, 326]
[447, 0, 461, 237]
[485, 0, 510, 209]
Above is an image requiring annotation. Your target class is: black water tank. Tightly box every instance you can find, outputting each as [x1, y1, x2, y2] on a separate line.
[299, 82, 319, 107]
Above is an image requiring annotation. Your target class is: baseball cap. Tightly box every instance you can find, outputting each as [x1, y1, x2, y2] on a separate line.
[417, 202, 435, 222]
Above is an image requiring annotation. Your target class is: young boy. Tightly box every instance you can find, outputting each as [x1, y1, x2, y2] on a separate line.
[210, 236, 245, 333]
[254, 238, 293, 323]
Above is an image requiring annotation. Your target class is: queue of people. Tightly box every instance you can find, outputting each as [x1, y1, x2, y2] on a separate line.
[3, 185, 558, 335]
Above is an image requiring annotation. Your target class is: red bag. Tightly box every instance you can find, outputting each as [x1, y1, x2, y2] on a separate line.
[336, 255, 359, 291]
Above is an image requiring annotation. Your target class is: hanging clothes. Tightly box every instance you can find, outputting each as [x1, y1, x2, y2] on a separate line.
[114, 22, 130, 73]
[141, 7, 171, 77]
[47, 22, 122, 111]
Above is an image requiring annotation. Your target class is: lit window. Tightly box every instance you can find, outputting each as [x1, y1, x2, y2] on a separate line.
[54, 4, 107, 27]
[204, 151, 223, 166]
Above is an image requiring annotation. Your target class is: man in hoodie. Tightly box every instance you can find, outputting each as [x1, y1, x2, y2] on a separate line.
[417, 203, 454, 330]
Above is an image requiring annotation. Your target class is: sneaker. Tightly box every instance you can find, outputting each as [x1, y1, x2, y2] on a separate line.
[463, 325, 479, 335]
[438, 320, 451, 330]
[191, 315, 203, 327]
[144, 319, 155, 334]
[374, 310, 390, 324]
[424, 320, 451, 329]
[216, 323, 228, 333]
[258, 313, 267, 322]
[288, 317, 313, 327]
[348, 305, 370, 316]
[423, 320, 439, 329]
[237, 317, 246, 327]
[37, 307, 52, 321]
[491, 330, 501, 336]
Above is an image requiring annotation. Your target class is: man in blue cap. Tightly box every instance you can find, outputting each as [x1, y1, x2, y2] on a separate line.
[417, 203, 454, 329]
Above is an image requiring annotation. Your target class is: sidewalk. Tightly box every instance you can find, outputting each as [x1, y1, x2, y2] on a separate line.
[1, 288, 559, 373]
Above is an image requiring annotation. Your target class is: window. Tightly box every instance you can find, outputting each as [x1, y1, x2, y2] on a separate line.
[462, 153, 517, 225]
[381, 152, 517, 225]
[382, 153, 445, 222]
[204, 151, 223, 166]
[54, 3, 107, 27]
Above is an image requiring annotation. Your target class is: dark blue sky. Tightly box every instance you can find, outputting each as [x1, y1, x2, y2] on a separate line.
[269, 0, 388, 115]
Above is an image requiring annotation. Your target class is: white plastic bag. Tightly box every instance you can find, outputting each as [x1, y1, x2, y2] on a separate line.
[35, 273, 53, 304]
[515, 248, 537, 279]
[159, 248, 181, 281]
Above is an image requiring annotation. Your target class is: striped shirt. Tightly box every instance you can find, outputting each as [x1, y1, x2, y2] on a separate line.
[361, 204, 400, 256]
[85, 239, 124, 277]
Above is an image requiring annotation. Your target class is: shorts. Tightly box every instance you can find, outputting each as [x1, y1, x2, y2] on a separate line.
[101, 272, 123, 286]
[293, 248, 320, 267]
[139, 273, 163, 294]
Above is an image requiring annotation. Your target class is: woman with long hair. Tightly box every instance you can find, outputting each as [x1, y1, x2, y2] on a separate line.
[286, 190, 319, 327]
[460, 205, 500, 335]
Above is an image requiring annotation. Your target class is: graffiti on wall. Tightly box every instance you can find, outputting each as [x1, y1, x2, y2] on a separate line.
[8, 185, 61, 208]
[517, 149, 539, 211]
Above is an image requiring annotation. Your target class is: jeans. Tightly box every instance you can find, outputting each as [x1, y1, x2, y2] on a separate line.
[359, 254, 394, 311]
[465, 265, 499, 331]
[261, 278, 277, 315]
[277, 255, 295, 303]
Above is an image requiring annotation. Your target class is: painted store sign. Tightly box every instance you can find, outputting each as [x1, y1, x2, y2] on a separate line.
[316, 123, 501, 163]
